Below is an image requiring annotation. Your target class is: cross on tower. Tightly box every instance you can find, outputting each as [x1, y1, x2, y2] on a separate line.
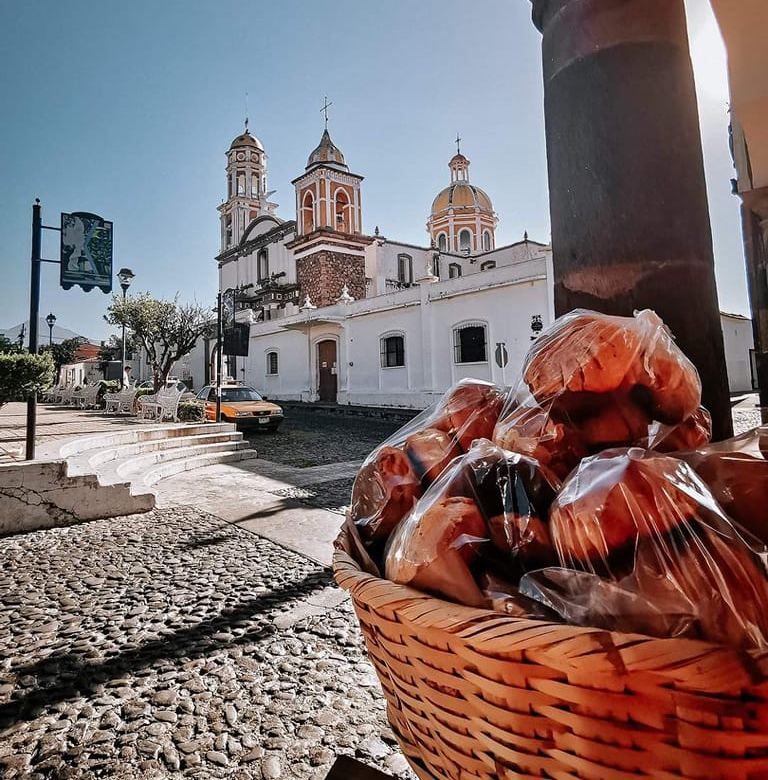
[320, 95, 333, 129]
[455, 132, 461, 155]
[245, 90, 249, 132]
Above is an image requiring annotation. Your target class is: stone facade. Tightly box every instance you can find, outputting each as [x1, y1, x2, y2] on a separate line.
[296, 251, 366, 307]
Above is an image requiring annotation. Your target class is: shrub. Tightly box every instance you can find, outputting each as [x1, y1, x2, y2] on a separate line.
[134, 387, 155, 399]
[0, 351, 55, 407]
[178, 399, 206, 423]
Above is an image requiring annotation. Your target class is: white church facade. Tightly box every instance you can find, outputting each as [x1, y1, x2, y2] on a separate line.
[215, 122, 554, 408]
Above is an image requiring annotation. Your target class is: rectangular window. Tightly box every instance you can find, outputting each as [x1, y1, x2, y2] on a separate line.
[380, 335, 405, 368]
[397, 254, 412, 284]
[266, 352, 279, 375]
[449, 263, 462, 278]
[454, 325, 487, 363]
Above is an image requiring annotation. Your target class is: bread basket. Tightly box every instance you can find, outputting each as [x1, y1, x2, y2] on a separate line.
[334, 522, 768, 780]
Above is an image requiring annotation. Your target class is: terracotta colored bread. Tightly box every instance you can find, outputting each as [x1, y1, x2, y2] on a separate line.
[404, 427, 461, 484]
[653, 406, 712, 453]
[351, 446, 422, 544]
[385, 496, 488, 607]
[549, 449, 700, 566]
[631, 526, 768, 649]
[493, 401, 586, 481]
[577, 392, 653, 449]
[435, 380, 504, 450]
[683, 451, 768, 544]
[524, 312, 643, 400]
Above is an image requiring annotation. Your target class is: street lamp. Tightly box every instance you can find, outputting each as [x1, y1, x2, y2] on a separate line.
[117, 267, 135, 387]
[45, 313, 56, 347]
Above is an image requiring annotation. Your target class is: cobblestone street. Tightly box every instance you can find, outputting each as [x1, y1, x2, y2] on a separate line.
[0, 509, 412, 779]
[244, 410, 404, 468]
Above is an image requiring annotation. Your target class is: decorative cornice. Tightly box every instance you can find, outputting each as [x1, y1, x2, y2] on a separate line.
[216, 220, 297, 265]
[291, 166, 364, 186]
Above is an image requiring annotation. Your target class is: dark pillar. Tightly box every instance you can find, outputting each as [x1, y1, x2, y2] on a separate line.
[740, 192, 768, 421]
[531, 0, 733, 439]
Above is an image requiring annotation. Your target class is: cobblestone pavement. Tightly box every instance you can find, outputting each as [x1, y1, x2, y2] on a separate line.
[270, 478, 354, 516]
[0, 508, 414, 779]
[245, 412, 402, 468]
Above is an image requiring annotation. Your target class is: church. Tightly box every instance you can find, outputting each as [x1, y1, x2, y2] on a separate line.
[216, 120, 554, 408]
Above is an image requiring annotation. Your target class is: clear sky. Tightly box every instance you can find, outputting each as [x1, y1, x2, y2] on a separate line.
[0, 0, 749, 342]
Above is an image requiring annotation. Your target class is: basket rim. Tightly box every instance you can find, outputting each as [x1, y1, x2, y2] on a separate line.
[333, 523, 768, 691]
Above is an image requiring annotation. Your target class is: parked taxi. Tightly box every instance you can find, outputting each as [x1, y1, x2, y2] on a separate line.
[196, 384, 284, 431]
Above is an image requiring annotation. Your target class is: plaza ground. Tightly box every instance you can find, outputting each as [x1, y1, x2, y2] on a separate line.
[0, 405, 408, 779]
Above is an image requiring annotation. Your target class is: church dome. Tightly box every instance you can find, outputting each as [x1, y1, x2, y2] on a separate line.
[229, 129, 264, 151]
[306, 129, 347, 170]
[431, 182, 493, 214]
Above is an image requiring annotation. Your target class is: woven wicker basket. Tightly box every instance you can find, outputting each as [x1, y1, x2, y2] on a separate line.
[334, 523, 768, 780]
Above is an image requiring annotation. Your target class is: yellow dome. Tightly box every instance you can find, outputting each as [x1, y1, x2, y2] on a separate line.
[431, 182, 493, 214]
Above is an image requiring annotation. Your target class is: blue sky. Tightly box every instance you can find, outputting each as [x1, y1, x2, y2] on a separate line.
[0, 0, 748, 341]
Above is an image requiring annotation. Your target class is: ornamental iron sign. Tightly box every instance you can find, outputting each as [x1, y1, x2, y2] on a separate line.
[60, 212, 113, 293]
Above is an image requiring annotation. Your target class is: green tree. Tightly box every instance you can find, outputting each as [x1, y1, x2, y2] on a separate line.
[40, 337, 86, 371]
[0, 334, 21, 354]
[106, 293, 210, 390]
[0, 351, 55, 407]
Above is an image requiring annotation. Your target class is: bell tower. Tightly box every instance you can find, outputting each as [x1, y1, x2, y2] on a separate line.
[287, 116, 372, 307]
[218, 121, 277, 252]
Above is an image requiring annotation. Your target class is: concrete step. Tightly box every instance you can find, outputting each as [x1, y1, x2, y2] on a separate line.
[57, 423, 237, 459]
[142, 448, 260, 486]
[95, 441, 255, 486]
[73, 431, 244, 473]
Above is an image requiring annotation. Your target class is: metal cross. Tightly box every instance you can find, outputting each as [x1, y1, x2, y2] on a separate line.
[321, 95, 333, 129]
[245, 90, 249, 132]
[455, 132, 461, 154]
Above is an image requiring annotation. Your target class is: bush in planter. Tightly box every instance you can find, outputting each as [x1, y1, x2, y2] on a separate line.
[95, 379, 120, 408]
[178, 399, 206, 423]
[0, 351, 55, 407]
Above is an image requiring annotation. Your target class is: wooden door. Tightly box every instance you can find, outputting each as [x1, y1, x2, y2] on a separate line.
[317, 340, 337, 403]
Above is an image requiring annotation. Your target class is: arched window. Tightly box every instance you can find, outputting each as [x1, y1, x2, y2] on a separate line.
[397, 254, 412, 285]
[380, 334, 405, 368]
[225, 215, 233, 247]
[480, 260, 496, 271]
[459, 229, 472, 253]
[266, 351, 279, 375]
[437, 233, 447, 252]
[482, 231, 491, 251]
[251, 172, 259, 197]
[302, 191, 315, 234]
[257, 249, 269, 282]
[453, 322, 488, 364]
[432, 255, 441, 278]
[334, 189, 350, 232]
[237, 170, 245, 196]
[448, 262, 462, 279]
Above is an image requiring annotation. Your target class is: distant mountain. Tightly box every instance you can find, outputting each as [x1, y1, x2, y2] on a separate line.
[1, 319, 92, 347]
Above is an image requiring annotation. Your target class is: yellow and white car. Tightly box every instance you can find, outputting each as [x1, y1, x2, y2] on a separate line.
[196, 384, 284, 431]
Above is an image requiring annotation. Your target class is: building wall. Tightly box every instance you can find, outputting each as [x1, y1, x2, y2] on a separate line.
[720, 313, 755, 392]
[244, 256, 550, 408]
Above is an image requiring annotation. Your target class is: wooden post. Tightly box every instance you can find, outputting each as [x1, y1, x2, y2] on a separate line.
[531, 0, 733, 439]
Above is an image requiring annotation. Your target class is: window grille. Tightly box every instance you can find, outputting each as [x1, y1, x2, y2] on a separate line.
[453, 323, 487, 363]
[380, 335, 405, 368]
[266, 351, 279, 375]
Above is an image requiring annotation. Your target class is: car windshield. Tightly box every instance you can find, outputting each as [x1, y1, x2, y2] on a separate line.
[221, 387, 263, 402]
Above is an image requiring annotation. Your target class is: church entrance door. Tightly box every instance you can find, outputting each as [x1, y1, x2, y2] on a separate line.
[317, 340, 338, 403]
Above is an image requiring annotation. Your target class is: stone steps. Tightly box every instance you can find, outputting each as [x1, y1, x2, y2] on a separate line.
[56, 422, 258, 492]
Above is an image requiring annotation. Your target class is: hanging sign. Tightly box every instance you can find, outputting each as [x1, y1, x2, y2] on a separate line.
[223, 322, 250, 356]
[60, 212, 113, 293]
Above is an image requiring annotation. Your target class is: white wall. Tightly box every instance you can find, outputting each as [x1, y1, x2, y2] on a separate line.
[720, 313, 755, 393]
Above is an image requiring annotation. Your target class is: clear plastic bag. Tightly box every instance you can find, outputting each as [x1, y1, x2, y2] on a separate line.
[350, 379, 504, 547]
[384, 439, 558, 608]
[493, 309, 706, 480]
[679, 426, 768, 545]
[521, 447, 768, 649]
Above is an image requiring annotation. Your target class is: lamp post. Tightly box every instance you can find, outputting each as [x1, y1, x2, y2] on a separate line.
[45, 313, 56, 347]
[117, 268, 135, 388]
